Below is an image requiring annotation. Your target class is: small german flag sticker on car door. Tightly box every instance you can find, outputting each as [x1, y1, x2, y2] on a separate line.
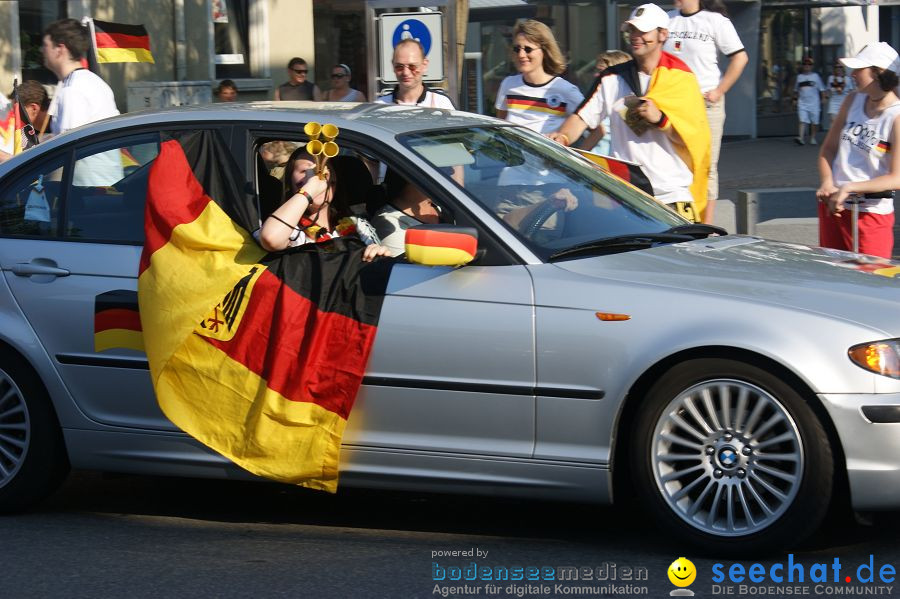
[94, 290, 144, 353]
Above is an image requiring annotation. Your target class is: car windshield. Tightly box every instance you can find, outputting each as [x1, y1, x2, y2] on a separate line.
[398, 125, 689, 260]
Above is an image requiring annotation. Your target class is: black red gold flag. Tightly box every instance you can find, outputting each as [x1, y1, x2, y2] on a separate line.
[138, 130, 390, 491]
[92, 19, 155, 63]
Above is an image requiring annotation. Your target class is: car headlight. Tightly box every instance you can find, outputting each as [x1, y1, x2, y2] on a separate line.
[848, 339, 900, 379]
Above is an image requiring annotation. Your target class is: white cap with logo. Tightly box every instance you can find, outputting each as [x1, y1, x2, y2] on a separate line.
[620, 4, 670, 33]
[839, 42, 900, 73]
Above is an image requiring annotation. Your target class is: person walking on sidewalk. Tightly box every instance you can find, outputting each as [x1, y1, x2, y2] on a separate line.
[549, 4, 710, 222]
[794, 57, 826, 145]
[816, 42, 900, 259]
[826, 63, 853, 130]
[664, 0, 748, 224]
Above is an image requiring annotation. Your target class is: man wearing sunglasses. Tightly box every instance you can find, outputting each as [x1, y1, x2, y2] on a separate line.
[275, 57, 322, 101]
[549, 3, 710, 223]
[376, 39, 455, 109]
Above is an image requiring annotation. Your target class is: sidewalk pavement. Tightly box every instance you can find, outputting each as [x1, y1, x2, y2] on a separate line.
[711, 135, 900, 260]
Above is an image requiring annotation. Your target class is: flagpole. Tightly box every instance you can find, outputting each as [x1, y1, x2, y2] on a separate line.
[11, 79, 21, 155]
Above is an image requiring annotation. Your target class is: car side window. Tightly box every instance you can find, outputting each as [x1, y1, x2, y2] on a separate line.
[0, 155, 66, 238]
[67, 134, 160, 244]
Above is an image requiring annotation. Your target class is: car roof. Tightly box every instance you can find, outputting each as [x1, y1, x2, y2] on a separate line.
[0, 102, 504, 175]
[87, 101, 500, 137]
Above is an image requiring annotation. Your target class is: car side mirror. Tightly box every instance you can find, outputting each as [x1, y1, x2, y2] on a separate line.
[404, 225, 478, 267]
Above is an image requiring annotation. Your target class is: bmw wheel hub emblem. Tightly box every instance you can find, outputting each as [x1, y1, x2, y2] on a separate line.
[718, 447, 738, 467]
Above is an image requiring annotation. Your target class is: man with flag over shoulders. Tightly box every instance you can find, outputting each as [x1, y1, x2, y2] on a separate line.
[376, 39, 455, 109]
[42, 18, 119, 136]
[548, 3, 710, 222]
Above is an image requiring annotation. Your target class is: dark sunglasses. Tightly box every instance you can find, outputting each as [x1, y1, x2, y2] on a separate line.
[330, 73, 347, 79]
[512, 45, 539, 54]
[291, 68, 308, 74]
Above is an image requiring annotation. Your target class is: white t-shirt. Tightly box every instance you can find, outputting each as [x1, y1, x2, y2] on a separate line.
[375, 88, 455, 109]
[827, 75, 854, 115]
[576, 71, 693, 204]
[48, 69, 119, 135]
[831, 93, 900, 214]
[494, 74, 584, 134]
[794, 72, 826, 108]
[664, 9, 745, 93]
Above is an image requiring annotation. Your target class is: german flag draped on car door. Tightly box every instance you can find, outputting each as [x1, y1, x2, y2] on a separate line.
[137, 130, 391, 492]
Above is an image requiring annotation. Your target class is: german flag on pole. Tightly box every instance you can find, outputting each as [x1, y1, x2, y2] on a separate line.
[644, 52, 711, 219]
[138, 130, 391, 491]
[92, 19, 155, 64]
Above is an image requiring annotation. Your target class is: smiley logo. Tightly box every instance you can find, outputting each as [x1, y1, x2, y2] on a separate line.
[668, 557, 696, 588]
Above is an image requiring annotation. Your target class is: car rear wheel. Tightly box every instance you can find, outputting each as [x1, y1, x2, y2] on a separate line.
[631, 358, 833, 555]
[0, 353, 69, 512]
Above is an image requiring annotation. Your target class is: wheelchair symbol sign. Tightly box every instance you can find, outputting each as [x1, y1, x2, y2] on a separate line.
[392, 19, 432, 55]
[378, 12, 444, 83]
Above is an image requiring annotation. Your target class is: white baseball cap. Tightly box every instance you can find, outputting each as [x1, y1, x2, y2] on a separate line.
[839, 42, 900, 73]
[621, 4, 670, 33]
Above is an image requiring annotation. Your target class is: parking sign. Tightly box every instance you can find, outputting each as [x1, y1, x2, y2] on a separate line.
[379, 12, 444, 83]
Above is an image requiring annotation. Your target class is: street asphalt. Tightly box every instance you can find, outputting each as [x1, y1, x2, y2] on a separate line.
[713, 135, 900, 260]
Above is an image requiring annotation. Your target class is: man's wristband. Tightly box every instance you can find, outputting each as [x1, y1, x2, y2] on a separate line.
[653, 111, 668, 127]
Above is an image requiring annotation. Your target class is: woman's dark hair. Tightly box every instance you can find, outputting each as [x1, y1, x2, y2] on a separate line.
[875, 67, 900, 92]
[700, 0, 729, 17]
[282, 147, 352, 220]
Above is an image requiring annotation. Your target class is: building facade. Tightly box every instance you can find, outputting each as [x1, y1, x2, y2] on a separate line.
[0, 0, 886, 138]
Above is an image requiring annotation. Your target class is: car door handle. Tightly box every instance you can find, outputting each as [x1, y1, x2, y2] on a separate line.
[11, 260, 70, 278]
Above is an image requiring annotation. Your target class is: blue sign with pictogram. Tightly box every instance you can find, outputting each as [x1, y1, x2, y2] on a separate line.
[378, 12, 444, 83]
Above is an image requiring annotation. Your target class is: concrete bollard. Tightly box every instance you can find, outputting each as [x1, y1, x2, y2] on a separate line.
[735, 187, 818, 235]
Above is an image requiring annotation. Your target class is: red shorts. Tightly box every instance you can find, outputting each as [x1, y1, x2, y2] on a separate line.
[818, 202, 895, 259]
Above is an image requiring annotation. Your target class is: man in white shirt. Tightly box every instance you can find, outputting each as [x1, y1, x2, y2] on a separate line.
[793, 57, 826, 146]
[376, 39, 455, 109]
[549, 4, 708, 219]
[42, 18, 122, 185]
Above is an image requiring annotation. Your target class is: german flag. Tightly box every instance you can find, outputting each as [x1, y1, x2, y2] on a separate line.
[876, 140, 891, 154]
[405, 226, 477, 266]
[573, 150, 654, 197]
[92, 19, 154, 64]
[505, 94, 568, 116]
[138, 130, 391, 491]
[644, 52, 711, 219]
[95, 290, 143, 352]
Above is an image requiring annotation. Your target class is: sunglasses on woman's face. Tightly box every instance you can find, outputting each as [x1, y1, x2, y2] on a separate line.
[513, 45, 538, 54]
[291, 68, 308, 75]
[331, 73, 347, 79]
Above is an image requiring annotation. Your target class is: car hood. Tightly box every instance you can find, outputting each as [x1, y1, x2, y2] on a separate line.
[552, 235, 900, 334]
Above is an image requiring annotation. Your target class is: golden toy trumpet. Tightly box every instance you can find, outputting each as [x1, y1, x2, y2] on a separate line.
[304, 122, 340, 178]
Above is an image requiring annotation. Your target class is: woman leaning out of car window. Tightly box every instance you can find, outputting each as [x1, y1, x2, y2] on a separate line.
[258, 147, 389, 261]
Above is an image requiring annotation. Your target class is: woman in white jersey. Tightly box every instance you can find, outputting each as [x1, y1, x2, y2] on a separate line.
[664, 0, 748, 224]
[494, 20, 584, 135]
[816, 43, 900, 259]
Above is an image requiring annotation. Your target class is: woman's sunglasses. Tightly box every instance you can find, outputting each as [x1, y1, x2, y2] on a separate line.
[512, 45, 539, 54]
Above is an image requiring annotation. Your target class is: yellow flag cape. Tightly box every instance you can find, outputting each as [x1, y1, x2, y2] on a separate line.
[644, 52, 711, 218]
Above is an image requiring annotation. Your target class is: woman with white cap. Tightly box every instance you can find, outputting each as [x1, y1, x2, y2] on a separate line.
[816, 42, 900, 259]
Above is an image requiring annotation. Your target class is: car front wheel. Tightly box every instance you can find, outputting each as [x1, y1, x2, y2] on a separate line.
[631, 358, 834, 555]
[0, 352, 69, 512]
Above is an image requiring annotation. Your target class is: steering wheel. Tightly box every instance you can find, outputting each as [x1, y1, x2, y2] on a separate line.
[519, 199, 565, 239]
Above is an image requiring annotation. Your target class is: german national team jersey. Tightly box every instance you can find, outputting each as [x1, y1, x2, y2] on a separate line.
[664, 9, 744, 92]
[832, 93, 900, 214]
[495, 75, 584, 134]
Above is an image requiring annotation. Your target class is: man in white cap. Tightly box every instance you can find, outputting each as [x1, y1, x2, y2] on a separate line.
[549, 3, 710, 222]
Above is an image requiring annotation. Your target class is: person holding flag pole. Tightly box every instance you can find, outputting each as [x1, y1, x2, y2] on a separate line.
[0, 80, 47, 163]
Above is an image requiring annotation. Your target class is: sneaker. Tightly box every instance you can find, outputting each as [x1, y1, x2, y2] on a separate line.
[809, 137, 818, 146]
[794, 137, 805, 146]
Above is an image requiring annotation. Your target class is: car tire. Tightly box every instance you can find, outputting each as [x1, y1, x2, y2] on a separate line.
[0, 351, 69, 512]
[630, 358, 833, 555]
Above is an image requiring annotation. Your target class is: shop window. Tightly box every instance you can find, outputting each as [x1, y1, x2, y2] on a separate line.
[214, 0, 252, 79]
[18, 0, 68, 86]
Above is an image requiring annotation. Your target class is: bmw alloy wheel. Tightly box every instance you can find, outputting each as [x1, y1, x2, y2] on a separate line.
[651, 379, 804, 537]
[0, 368, 30, 490]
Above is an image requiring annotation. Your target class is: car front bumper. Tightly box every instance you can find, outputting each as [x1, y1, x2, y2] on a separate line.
[820, 392, 900, 510]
